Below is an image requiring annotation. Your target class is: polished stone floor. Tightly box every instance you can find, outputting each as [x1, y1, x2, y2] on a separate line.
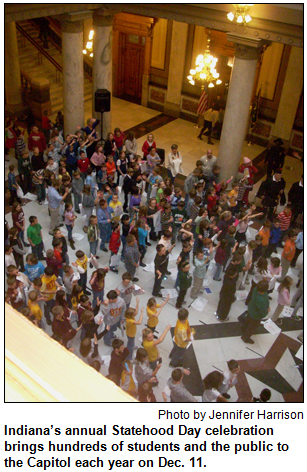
[5, 97, 303, 402]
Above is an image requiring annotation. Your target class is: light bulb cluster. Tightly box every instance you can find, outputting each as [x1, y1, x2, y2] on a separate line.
[83, 30, 94, 57]
[188, 38, 222, 89]
[227, 4, 253, 25]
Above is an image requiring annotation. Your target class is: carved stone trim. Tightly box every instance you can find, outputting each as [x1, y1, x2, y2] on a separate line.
[226, 33, 268, 60]
[4, 3, 303, 48]
[61, 20, 83, 34]
[93, 10, 117, 27]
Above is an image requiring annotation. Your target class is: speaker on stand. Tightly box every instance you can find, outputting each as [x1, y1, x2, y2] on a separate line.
[94, 89, 111, 142]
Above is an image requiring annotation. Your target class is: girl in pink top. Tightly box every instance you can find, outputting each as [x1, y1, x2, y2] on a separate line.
[271, 276, 293, 324]
[90, 144, 105, 172]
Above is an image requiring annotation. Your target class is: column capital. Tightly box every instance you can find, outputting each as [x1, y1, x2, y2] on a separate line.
[93, 9, 118, 27]
[227, 33, 269, 60]
[58, 11, 92, 33]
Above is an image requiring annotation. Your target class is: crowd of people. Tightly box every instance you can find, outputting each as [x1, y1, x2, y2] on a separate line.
[5, 114, 303, 402]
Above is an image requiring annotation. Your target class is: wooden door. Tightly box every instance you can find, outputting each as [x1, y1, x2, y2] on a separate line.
[117, 33, 145, 104]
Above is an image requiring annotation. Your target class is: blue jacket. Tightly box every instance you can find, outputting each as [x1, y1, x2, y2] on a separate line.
[97, 206, 112, 224]
[269, 226, 281, 245]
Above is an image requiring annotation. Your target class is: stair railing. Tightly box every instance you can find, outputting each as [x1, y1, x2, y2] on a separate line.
[29, 17, 93, 81]
[16, 22, 62, 82]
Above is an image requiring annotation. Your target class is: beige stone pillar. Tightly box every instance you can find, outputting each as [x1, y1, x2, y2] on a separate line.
[92, 10, 114, 138]
[164, 21, 188, 117]
[218, 35, 267, 181]
[61, 20, 84, 134]
[141, 35, 153, 108]
[273, 46, 303, 142]
[5, 22, 24, 114]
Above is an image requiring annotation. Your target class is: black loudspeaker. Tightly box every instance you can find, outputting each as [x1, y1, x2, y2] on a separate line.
[94, 89, 111, 113]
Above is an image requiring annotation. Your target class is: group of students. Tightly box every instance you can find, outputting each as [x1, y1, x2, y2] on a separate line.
[5, 116, 303, 401]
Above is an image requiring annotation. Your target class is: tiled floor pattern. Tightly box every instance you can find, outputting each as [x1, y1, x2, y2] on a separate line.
[5, 97, 304, 402]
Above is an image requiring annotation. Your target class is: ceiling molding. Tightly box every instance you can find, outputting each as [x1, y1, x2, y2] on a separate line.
[5, 3, 303, 47]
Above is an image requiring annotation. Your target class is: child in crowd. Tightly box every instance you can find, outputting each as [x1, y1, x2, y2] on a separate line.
[85, 167, 97, 197]
[277, 204, 292, 243]
[24, 254, 45, 282]
[6, 275, 25, 311]
[265, 218, 281, 257]
[87, 215, 100, 259]
[72, 171, 83, 213]
[27, 216, 44, 261]
[108, 339, 130, 386]
[190, 249, 209, 298]
[8, 164, 22, 206]
[82, 184, 95, 230]
[109, 222, 121, 273]
[215, 265, 239, 322]
[258, 220, 271, 256]
[170, 308, 194, 368]
[176, 261, 192, 309]
[41, 266, 60, 324]
[142, 325, 171, 370]
[146, 295, 169, 334]
[271, 276, 293, 325]
[27, 290, 43, 328]
[106, 155, 116, 177]
[218, 360, 240, 399]
[213, 239, 227, 281]
[125, 299, 143, 361]
[279, 230, 297, 281]
[64, 202, 76, 249]
[72, 250, 89, 295]
[153, 244, 173, 297]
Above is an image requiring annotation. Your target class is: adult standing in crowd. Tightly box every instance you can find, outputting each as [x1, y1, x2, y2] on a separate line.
[47, 179, 69, 235]
[288, 175, 303, 226]
[265, 138, 285, 178]
[200, 149, 217, 179]
[257, 169, 286, 221]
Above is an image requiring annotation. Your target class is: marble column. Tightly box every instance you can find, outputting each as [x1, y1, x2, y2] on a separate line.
[218, 34, 267, 181]
[92, 10, 114, 138]
[141, 35, 153, 108]
[61, 20, 84, 134]
[273, 46, 303, 142]
[5, 22, 24, 114]
[164, 21, 188, 117]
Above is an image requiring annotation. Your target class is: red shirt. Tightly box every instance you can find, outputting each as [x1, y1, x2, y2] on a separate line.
[277, 211, 292, 231]
[109, 231, 121, 254]
[114, 132, 124, 149]
[78, 158, 90, 173]
[54, 248, 63, 262]
[142, 140, 157, 158]
[207, 195, 217, 212]
[42, 116, 52, 130]
[28, 131, 46, 152]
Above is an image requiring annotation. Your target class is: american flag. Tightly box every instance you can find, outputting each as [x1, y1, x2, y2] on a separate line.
[197, 90, 208, 115]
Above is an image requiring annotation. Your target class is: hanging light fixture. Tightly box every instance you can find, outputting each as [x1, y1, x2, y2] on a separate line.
[227, 4, 253, 25]
[188, 35, 222, 90]
[83, 30, 94, 56]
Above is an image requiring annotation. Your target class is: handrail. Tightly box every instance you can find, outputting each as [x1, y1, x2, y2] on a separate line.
[29, 17, 93, 81]
[16, 22, 63, 73]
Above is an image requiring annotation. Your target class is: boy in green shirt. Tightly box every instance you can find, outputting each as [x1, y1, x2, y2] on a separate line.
[176, 261, 192, 309]
[27, 216, 45, 261]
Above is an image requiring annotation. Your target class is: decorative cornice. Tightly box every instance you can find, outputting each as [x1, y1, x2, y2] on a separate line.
[5, 3, 303, 48]
[227, 34, 269, 60]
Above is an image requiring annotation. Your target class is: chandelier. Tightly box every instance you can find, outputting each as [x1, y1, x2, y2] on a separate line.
[227, 4, 253, 25]
[187, 36, 222, 89]
[83, 30, 94, 57]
